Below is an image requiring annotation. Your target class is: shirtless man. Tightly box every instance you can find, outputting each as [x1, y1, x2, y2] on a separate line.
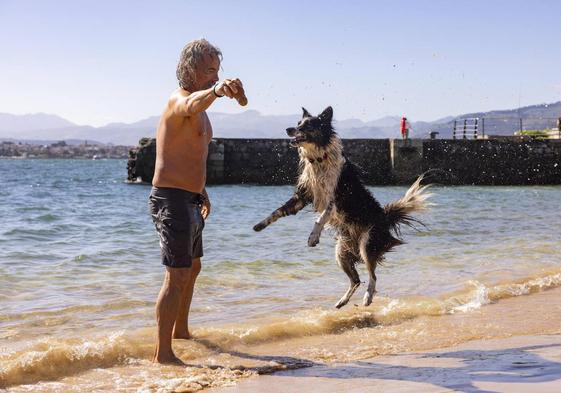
[148, 39, 243, 364]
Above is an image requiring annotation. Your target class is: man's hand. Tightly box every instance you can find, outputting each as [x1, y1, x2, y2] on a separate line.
[214, 78, 243, 99]
[201, 196, 211, 220]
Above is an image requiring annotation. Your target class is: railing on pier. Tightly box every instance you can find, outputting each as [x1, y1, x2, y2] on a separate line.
[453, 118, 481, 139]
[451, 117, 561, 139]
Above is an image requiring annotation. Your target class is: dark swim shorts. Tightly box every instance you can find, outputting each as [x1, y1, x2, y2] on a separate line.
[148, 187, 205, 268]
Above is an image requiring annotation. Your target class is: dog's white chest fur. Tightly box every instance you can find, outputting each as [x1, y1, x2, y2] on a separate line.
[304, 164, 338, 211]
[297, 139, 344, 213]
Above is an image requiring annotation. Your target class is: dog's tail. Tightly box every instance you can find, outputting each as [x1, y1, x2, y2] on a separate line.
[384, 175, 432, 237]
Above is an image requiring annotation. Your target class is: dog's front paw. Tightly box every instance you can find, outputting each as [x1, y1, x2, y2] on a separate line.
[308, 232, 320, 247]
[253, 222, 267, 232]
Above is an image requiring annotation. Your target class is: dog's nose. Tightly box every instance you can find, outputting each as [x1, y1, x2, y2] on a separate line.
[286, 127, 296, 136]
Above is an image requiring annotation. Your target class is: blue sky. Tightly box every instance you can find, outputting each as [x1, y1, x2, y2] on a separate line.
[1, 0, 560, 126]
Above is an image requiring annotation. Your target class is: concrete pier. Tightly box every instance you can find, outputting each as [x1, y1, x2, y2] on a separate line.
[127, 138, 561, 185]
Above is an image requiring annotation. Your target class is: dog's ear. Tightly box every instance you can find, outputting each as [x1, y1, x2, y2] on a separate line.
[319, 106, 333, 123]
[302, 107, 311, 118]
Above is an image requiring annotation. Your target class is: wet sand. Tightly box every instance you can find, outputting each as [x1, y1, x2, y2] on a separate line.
[209, 333, 561, 393]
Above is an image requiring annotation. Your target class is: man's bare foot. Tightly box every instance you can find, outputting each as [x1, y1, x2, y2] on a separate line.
[173, 330, 192, 340]
[152, 353, 186, 365]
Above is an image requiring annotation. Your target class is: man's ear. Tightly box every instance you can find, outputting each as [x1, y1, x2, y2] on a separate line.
[302, 107, 311, 118]
[319, 106, 333, 123]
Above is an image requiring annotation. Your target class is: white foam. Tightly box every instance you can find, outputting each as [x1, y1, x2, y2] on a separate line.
[451, 281, 490, 313]
[380, 299, 400, 316]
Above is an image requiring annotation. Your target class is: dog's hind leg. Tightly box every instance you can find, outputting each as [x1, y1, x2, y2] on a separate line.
[362, 264, 378, 307]
[359, 230, 382, 307]
[334, 238, 361, 309]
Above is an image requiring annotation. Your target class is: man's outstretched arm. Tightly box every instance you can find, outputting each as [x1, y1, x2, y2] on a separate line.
[171, 79, 242, 117]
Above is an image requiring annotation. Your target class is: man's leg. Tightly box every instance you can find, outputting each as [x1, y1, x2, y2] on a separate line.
[173, 258, 201, 339]
[153, 266, 191, 364]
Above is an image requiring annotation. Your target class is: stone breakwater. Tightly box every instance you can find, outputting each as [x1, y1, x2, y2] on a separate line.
[127, 138, 561, 185]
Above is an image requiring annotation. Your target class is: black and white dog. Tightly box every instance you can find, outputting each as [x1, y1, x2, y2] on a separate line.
[253, 106, 431, 308]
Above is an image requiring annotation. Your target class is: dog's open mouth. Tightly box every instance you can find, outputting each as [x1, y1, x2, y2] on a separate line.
[289, 135, 307, 147]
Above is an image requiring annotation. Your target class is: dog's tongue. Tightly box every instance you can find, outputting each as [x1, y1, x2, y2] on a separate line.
[289, 136, 305, 147]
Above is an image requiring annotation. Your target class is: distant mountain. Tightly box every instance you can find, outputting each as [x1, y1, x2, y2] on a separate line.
[365, 115, 402, 128]
[420, 102, 561, 138]
[0, 113, 77, 132]
[1, 101, 559, 145]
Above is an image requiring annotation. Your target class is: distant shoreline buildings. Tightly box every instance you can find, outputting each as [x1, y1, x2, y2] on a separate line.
[0, 141, 132, 159]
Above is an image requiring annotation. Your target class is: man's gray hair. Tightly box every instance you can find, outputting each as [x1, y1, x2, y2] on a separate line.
[176, 39, 222, 90]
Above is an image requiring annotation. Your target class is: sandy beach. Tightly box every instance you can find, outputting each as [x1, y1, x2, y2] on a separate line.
[208, 333, 561, 393]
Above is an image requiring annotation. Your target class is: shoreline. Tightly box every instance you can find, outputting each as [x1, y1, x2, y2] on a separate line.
[4, 282, 561, 391]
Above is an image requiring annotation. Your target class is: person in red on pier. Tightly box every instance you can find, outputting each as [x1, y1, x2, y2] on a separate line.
[400, 116, 409, 140]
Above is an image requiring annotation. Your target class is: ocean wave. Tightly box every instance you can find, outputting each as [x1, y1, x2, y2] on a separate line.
[2, 226, 68, 240]
[0, 299, 153, 322]
[28, 213, 60, 223]
[0, 331, 151, 388]
[196, 269, 561, 346]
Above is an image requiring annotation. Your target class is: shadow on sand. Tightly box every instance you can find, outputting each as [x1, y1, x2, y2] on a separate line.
[190, 338, 319, 373]
[276, 343, 561, 393]
[194, 338, 561, 392]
